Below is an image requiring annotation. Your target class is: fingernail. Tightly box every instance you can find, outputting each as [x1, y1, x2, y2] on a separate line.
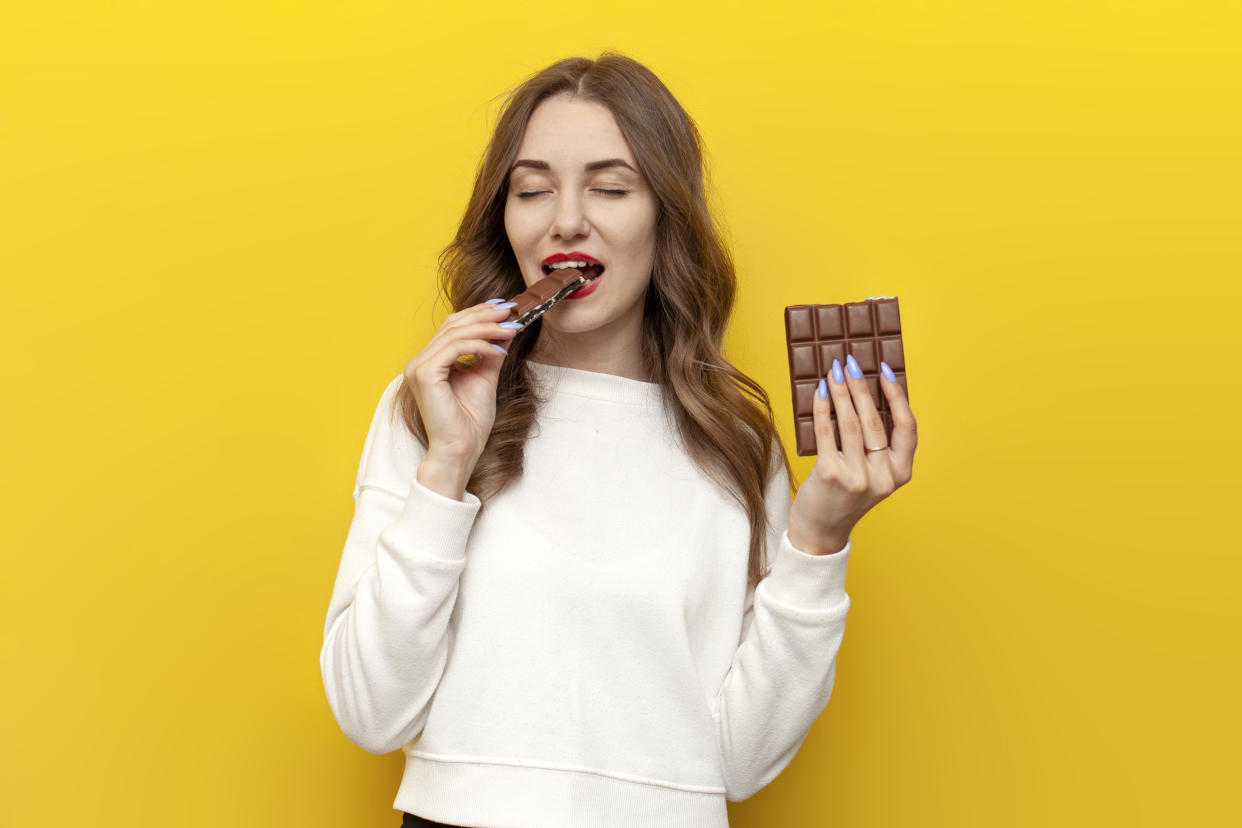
[484, 298, 506, 304]
[491, 343, 509, 354]
[846, 354, 863, 379]
[817, 378, 827, 399]
[881, 361, 896, 382]
[496, 301, 518, 309]
[831, 358, 844, 384]
[498, 321, 525, 329]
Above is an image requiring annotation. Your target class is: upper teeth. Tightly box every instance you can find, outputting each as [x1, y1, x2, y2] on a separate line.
[547, 260, 592, 269]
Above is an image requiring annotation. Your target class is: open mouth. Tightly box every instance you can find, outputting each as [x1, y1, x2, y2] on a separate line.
[542, 260, 605, 282]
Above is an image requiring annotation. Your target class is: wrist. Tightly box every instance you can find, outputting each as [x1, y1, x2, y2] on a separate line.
[417, 455, 475, 502]
[787, 525, 849, 556]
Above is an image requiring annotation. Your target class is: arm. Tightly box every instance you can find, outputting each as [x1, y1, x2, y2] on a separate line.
[319, 375, 481, 754]
[710, 453, 852, 801]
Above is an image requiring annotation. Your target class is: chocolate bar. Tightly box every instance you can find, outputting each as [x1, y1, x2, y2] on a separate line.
[452, 268, 589, 372]
[784, 296, 907, 456]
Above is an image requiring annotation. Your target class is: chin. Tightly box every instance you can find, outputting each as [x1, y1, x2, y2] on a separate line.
[540, 313, 608, 336]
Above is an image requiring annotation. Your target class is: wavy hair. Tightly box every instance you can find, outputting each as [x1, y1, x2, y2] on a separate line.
[393, 51, 795, 590]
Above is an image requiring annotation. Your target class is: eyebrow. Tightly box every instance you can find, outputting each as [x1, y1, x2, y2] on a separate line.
[511, 158, 638, 173]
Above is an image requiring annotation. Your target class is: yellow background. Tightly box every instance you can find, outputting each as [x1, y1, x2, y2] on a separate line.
[2, 1, 1238, 825]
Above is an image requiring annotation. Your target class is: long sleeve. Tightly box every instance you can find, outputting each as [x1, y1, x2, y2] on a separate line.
[710, 455, 853, 801]
[319, 375, 482, 755]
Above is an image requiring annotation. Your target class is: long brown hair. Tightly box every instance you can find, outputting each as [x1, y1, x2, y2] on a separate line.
[394, 51, 795, 590]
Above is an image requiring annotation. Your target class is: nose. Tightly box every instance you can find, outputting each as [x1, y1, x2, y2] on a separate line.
[551, 191, 590, 240]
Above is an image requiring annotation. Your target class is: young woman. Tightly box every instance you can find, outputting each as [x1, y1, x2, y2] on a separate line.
[321, 52, 917, 828]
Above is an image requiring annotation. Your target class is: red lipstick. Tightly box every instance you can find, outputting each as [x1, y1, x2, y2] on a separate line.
[564, 278, 600, 300]
[540, 252, 604, 300]
[541, 251, 602, 267]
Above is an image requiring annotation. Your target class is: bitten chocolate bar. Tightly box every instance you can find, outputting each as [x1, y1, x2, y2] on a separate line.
[784, 296, 908, 456]
[453, 268, 589, 372]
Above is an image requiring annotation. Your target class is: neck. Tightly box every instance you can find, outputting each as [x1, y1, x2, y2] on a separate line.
[529, 316, 650, 383]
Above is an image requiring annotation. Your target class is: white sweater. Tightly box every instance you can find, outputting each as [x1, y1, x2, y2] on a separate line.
[320, 361, 853, 827]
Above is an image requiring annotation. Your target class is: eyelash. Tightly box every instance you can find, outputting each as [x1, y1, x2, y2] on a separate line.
[515, 189, 629, 199]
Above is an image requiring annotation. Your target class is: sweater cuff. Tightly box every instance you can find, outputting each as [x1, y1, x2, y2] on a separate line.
[761, 530, 852, 611]
[385, 475, 482, 564]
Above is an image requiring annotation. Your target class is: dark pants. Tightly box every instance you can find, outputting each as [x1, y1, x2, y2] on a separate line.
[402, 812, 467, 828]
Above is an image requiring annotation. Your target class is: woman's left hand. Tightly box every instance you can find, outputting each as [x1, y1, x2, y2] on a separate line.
[787, 355, 918, 555]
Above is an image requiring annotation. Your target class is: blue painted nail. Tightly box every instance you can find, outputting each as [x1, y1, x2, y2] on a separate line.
[498, 321, 524, 329]
[484, 298, 506, 304]
[496, 301, 518, 309]
[846, 354, 863, 379]
[881, 361, 896, 382]
[817, 378, 827, 399]
[491, 343, 508, 355]
[831, 358, 844, 384]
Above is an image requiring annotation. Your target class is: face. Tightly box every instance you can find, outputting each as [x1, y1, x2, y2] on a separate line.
[504, 94, 658, 345]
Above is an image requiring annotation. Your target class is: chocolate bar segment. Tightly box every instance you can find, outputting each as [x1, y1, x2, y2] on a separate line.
[452, 269, 587, 372]
[510, 267, 585, 324]
[785, 296, 907, 456]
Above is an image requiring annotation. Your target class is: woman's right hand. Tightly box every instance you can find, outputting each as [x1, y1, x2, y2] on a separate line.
[404, 299, 523, 471]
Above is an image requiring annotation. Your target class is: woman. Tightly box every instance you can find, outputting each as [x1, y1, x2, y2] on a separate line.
[320, 52, 917, 828]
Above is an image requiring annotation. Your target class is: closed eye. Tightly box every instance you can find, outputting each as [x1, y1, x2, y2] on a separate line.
[516, 189, 629, 198]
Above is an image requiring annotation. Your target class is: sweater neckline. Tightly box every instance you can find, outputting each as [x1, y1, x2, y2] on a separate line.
[526, 359, 662, 407]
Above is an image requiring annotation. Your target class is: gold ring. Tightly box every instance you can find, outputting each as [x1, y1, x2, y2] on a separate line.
[864, 446, 887, 452]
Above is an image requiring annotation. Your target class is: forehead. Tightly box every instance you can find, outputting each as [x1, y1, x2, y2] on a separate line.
[514, 95, 637, 168]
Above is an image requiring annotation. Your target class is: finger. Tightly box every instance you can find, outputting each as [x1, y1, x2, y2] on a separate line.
[878, 360, 917, 480]
[436, 300, 518, 342]
[429, 308, 523, 357]
[826, 357, 865, 466]
[811, 374, 844, 464]
[469, 296, 516, 313]
[474, 298, 519, 315]
[449, 319, 526, 343]
[843, 352, 888, 454]
[469, 334, 506, 385]
[438, 337, 511, 376]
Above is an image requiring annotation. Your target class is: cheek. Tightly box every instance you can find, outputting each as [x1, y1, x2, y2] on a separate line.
[504, 208, 546, 285]
[627, 205, 658, 263]
[627, 196, 657, 241]
[503, 205, 519, 248]
[503, 202, 537, 248]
